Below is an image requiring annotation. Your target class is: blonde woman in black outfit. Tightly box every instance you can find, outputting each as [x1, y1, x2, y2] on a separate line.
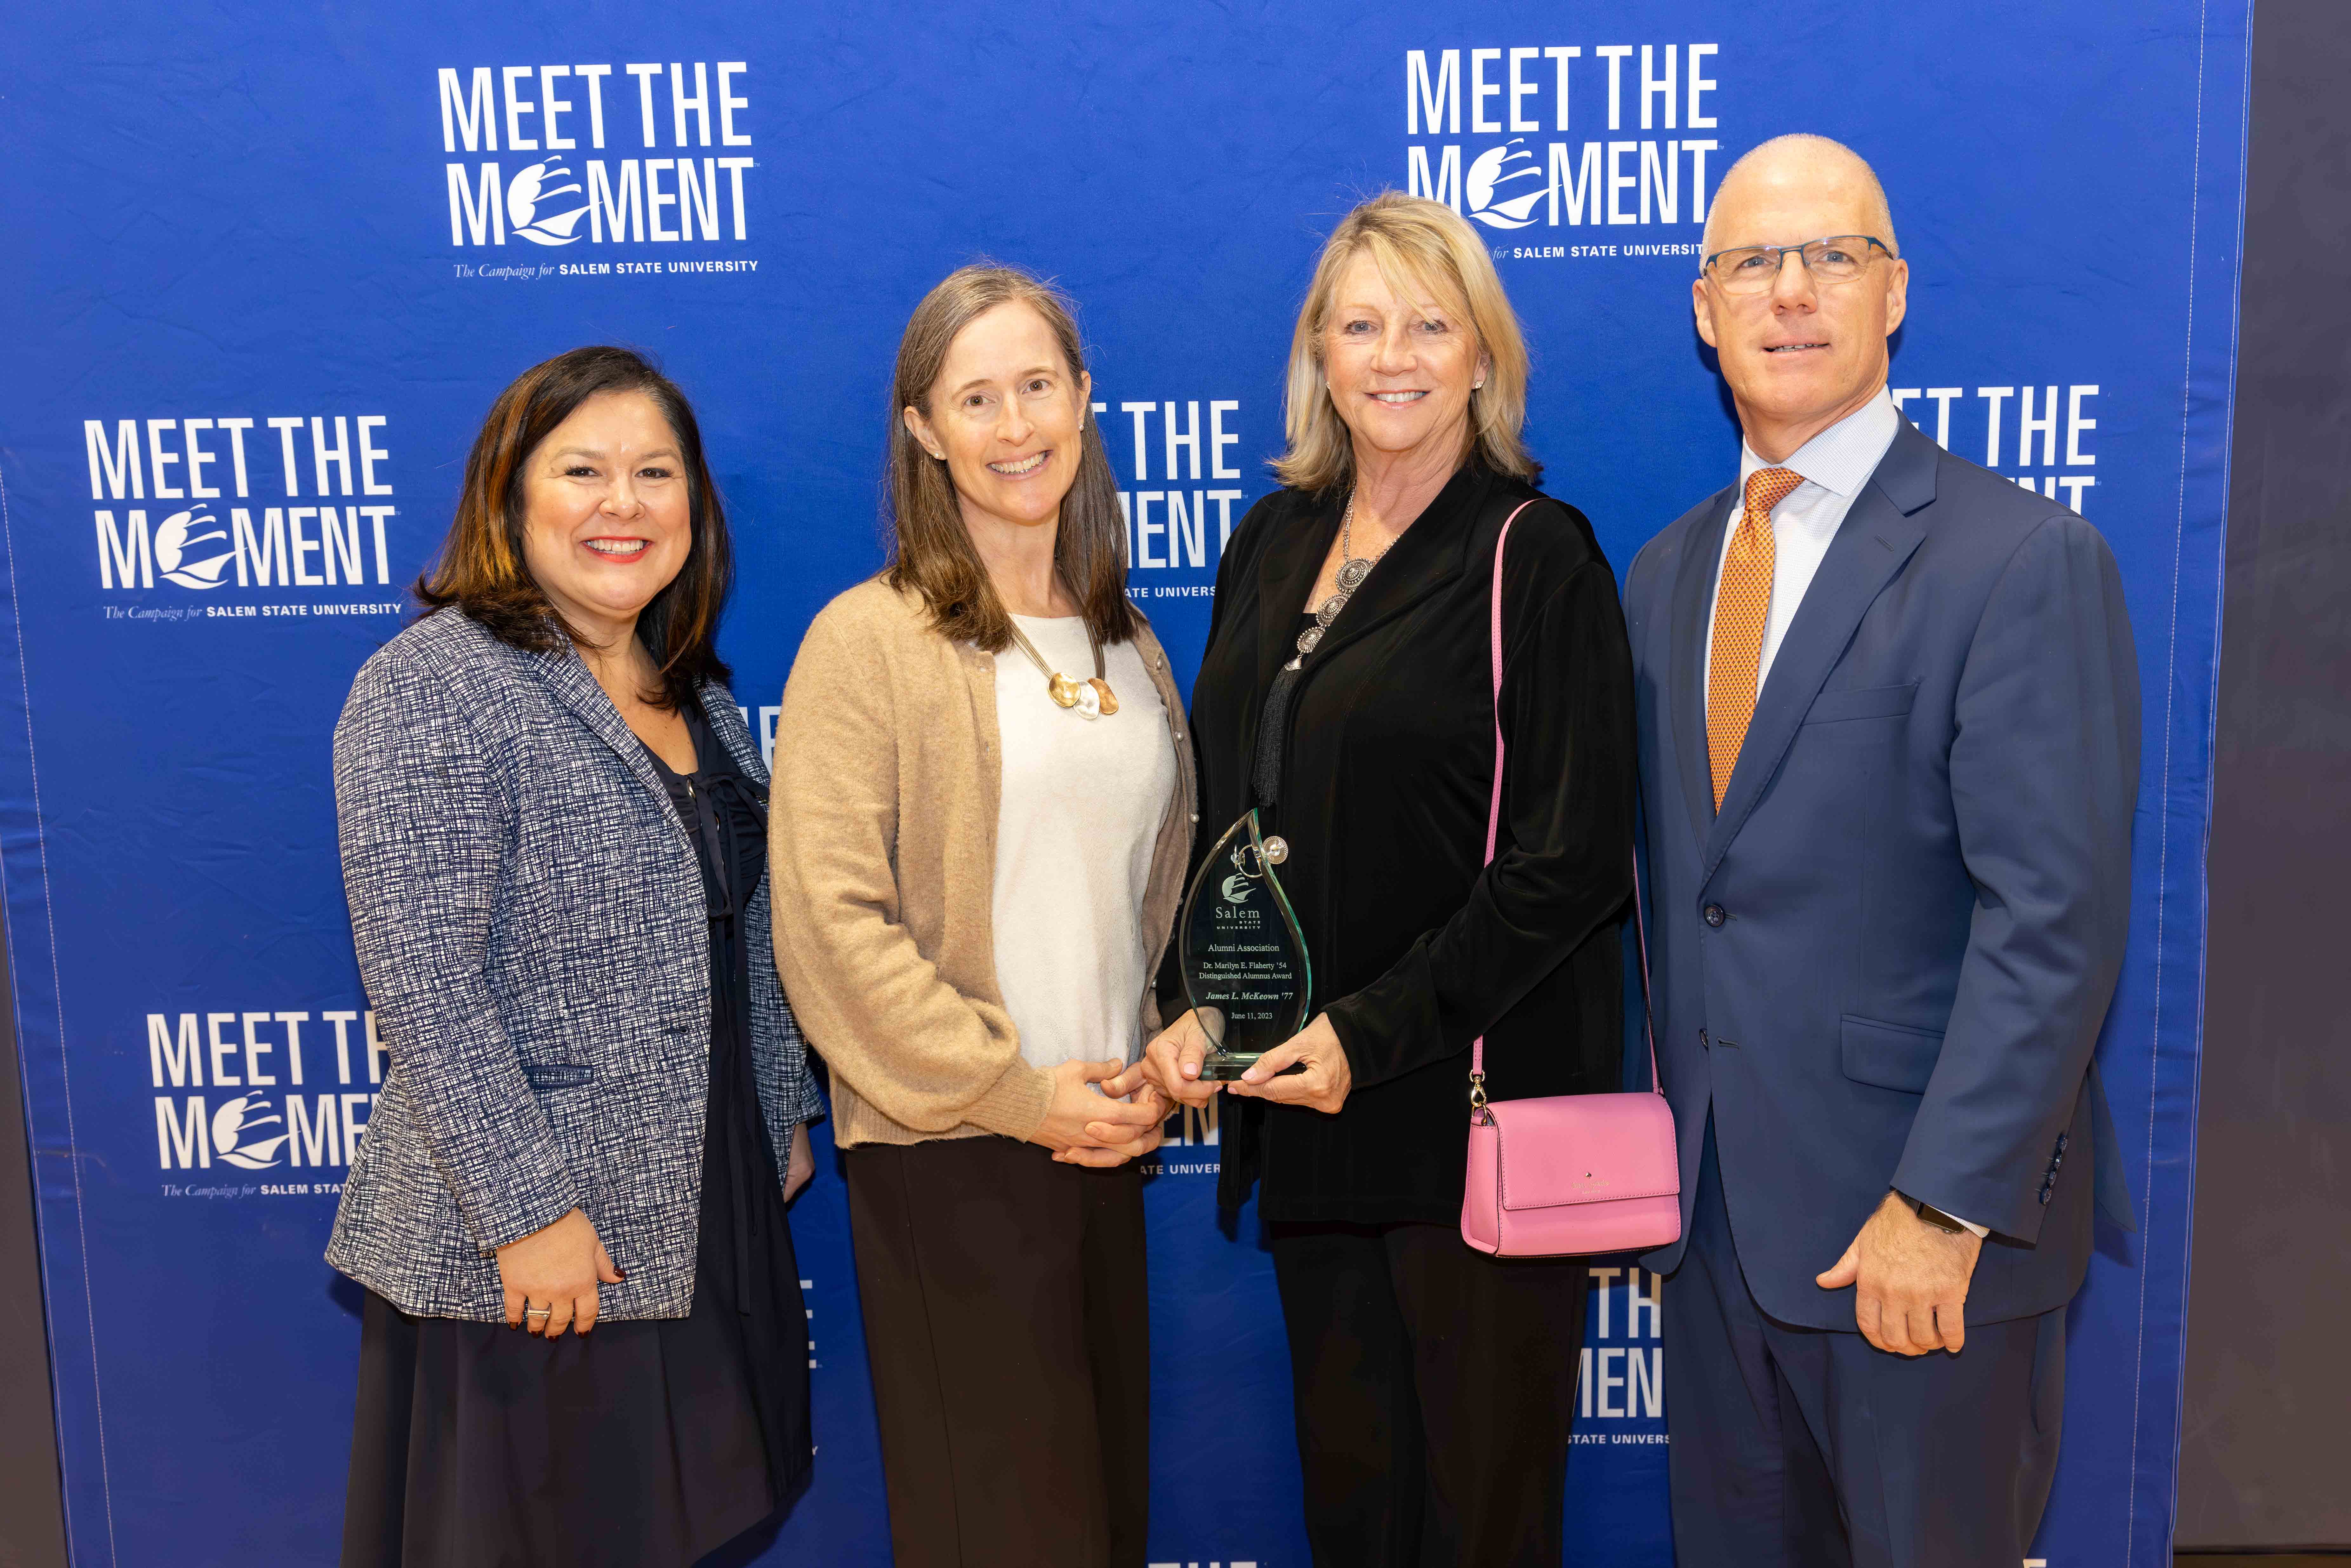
[1117, 192, 1637, 1566]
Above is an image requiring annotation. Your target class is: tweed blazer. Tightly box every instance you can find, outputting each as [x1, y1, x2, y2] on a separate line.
[324, 606, 819, 1322]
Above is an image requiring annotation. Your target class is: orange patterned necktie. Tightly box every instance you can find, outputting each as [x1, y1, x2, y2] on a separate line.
[1705, 466, 1803, 811]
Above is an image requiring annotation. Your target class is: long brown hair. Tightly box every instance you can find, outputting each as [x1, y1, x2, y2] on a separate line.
[416, 346, 732, 709]
[883, 265, 1137, 652]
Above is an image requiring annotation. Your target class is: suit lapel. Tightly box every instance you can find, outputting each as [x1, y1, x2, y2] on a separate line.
[1668, 486, 1735, 853]
[529, 643, 682, 831]
[1700, 423, 1940, 882]
[1242, 470, 1485, 802]
[1254, 496, 1338, 696]
[699, 678, 770, 786]
[1304, 464, 1486, 671]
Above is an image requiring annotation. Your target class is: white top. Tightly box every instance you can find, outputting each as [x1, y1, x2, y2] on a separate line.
[1701, 386, 1903, 702]
[990, 614, 1179, 1073]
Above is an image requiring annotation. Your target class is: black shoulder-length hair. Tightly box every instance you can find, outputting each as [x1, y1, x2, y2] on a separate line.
[416, 345, 732, 710]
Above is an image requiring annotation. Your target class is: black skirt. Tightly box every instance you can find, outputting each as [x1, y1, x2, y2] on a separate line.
[342, 702, 810, 1568]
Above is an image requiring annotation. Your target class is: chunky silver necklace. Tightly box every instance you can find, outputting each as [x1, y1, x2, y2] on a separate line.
[1287, 491, 1391, 670]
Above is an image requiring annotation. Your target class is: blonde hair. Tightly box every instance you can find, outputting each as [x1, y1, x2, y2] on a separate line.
[1273, 192, 1536, 496]
[881, 263, 1136, 653]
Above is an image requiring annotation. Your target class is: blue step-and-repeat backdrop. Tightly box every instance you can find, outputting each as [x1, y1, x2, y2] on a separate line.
[0, 3, 2249, 1564]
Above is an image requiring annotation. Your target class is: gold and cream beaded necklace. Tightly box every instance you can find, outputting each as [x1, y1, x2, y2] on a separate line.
[1005, 619, 1119, 718]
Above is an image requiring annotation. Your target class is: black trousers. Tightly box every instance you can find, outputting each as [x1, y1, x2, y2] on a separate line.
[1666, 1122, 2067, 1568]
[1269, 1219, 1588, 1568]
[844, 1137, 1149, 1568]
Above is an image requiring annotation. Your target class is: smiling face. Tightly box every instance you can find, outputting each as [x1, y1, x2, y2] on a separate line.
[1692, 141, 1909, 461]
[1321, 248, 1488, 473]
[516, 388, 693, 645]
[903, 299, 1091, 541]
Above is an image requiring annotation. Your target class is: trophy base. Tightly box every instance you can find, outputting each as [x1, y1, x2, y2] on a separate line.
[1199, 1051, 1306, 1082]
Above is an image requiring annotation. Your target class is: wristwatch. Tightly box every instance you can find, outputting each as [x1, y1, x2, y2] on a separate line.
[1911, 1197, 1967, 1234]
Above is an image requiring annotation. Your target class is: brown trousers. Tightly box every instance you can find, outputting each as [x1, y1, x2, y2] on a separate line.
[844, 1137, 1149, 1568]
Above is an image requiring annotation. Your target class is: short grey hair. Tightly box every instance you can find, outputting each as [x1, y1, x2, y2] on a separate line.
[1702, 134, 1897, 258]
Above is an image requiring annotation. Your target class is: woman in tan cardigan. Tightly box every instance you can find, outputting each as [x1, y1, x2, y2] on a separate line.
[769, 265, 1195, 1568]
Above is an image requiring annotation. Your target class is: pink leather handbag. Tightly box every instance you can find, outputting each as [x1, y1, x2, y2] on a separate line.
[1460, 502, 1683, 1259]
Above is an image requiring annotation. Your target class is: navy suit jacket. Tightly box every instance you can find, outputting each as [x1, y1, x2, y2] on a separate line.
[1627, 418, 2138, 1330]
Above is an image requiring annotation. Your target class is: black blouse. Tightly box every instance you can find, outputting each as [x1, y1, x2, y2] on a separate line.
[1168, 463, 1638, 1224]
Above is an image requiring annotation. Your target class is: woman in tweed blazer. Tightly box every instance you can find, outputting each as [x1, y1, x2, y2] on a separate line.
[328, 347, 820, 1568]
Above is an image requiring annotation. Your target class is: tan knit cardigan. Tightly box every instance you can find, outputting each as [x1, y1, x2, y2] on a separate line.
[769, 579, 1198, 1149]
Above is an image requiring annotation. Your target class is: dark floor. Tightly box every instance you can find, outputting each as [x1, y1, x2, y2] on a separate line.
[2177, 1557, 2351, 1565]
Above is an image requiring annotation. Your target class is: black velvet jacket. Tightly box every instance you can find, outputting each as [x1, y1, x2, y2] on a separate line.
[1165, 463, 1638, 1224]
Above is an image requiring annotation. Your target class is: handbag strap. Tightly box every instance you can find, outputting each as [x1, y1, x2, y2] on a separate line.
[1469, 501, 1661, 1114]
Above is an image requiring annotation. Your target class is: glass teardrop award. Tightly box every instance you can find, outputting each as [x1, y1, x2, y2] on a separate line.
[1177, 808, 1312, 1081]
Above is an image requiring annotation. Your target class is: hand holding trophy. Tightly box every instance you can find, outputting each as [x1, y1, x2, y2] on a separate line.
[1176, 807, 1312, 1080]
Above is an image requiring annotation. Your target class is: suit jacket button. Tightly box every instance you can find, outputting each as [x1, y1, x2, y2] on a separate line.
[1703, 903, 1727, 928]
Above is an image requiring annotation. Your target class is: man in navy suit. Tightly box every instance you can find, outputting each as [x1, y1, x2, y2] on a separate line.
[1625, 134, 2140, 1566]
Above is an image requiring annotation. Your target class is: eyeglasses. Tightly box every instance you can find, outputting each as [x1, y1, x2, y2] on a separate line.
[1702, 235, 1895, 295]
